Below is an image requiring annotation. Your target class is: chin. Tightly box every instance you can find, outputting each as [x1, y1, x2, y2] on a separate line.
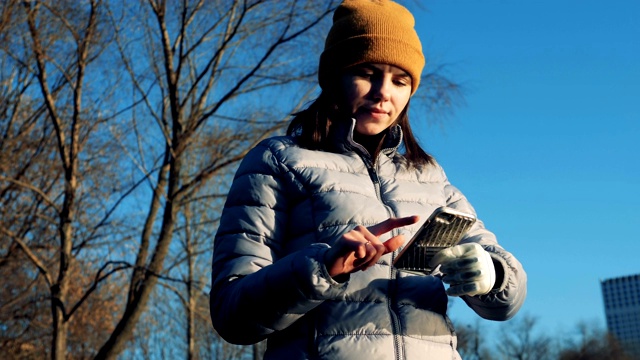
[355, 125, 388, 136]
[356, 128, 382, 136]
[354, 117, 394, 136]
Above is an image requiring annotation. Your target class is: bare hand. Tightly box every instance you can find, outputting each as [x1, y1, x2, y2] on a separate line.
[324, 216, 419, 279]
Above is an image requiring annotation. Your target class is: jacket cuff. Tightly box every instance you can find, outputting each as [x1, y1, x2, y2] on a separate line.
[295, 244, 349, 299]
[488, 253, 509, 293]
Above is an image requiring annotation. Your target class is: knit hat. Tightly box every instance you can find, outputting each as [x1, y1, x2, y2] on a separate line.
[318, 0, 425, 94]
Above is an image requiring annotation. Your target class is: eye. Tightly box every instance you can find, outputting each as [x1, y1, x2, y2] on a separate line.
[393, 77, 410, 87]
[353, 68, 374, 78]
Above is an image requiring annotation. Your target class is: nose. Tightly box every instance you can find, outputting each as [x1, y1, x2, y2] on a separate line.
[370, 76, 392, 102]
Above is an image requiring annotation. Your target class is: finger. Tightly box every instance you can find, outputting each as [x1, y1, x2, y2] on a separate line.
[442, 269, 481, 284]
[354, 241, 380, 269]
[382, 234, 406, 253]
[429, 246, 457, 268]
[440, 257, 479, 274]
[344, 229, 372, 263]
[357, 227, 395, 270]
[356, 242, 379, 270]
[368, 216, 419, 237]
[367, 239, 391, 268]
[353, 227, 394, 270]
[446, 282, 480, 297]
[452, 243, 483, 257]
[430, 243, 481, 268]
[365, 228, 390, 262]
[361, 233, 409, 271]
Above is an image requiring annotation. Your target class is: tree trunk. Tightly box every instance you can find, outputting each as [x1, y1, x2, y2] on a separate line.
[95, 152, 182, 359]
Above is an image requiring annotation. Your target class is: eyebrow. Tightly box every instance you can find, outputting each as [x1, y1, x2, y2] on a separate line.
[362, 64, 410, 78]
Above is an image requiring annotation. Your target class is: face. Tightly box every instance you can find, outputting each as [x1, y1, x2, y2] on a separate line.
[339, 63, 412, 136]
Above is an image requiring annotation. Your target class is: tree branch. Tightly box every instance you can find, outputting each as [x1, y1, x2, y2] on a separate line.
[0, 175, 61, 214]
[65, 261, 133, 320]
[1, 226, 53, 287]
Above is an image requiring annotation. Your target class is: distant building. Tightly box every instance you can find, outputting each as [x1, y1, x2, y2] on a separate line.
[601, 273, 640, 357]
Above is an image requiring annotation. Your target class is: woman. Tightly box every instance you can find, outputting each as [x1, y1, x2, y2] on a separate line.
[210, 1, 527, 359]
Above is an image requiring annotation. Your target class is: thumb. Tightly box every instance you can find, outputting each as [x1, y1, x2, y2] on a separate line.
[429, 243, 480, 268]
[382, 234, 406, 253]
[429, 246, 457, 268]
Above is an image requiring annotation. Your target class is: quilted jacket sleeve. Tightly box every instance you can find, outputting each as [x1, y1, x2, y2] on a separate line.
[210, 141, 347, 345]
[442, 167, 527, 321]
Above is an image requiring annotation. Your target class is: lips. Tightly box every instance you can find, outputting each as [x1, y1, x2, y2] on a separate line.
[366, 107, 388, 114]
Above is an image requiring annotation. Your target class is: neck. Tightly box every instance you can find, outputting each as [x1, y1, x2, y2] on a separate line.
[353, 131, 386, 157]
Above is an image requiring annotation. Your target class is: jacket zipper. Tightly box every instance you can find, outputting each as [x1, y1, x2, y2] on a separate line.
[363, 157, 382, 199]
[360, 153, 404, 360]
[363, 149, 457, 359]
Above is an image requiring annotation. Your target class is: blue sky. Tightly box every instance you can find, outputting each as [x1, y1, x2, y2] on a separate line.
[404, 0, 640, 336]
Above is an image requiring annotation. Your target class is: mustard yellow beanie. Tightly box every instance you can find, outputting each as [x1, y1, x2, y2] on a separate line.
[319, 0, 425, 94]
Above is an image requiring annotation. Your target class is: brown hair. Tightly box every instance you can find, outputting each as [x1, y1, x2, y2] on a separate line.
[287, 91, 434, 167]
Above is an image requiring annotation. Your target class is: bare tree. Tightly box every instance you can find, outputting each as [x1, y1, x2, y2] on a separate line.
[455, 316, 638, 360]
[2, 0, 337, 357]
[0, 1, 126, 359]
[456, 320, 495, 360]
[495, 314, 554, 360]
[558, 320, 633, 360]
[95, 1, 339, 358]
[1, 0, 464, 359]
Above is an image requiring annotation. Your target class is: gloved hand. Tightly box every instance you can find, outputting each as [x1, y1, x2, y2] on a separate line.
[430, 243, 496, 297]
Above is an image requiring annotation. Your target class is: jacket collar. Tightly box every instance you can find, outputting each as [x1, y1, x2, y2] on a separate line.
[328, 118, 403, 158]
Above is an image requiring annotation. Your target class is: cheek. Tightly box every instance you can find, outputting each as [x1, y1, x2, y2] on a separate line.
[395, 92, 411, 112]
[340, 85, 364, 112]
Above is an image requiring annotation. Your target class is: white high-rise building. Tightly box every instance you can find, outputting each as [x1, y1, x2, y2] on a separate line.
[601, 273, 640, 357]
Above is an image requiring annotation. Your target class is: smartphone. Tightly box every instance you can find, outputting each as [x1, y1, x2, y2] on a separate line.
[393, 207, 476, 275]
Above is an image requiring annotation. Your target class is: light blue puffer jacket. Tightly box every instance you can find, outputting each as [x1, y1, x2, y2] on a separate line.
[210, 120, 527, 359]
